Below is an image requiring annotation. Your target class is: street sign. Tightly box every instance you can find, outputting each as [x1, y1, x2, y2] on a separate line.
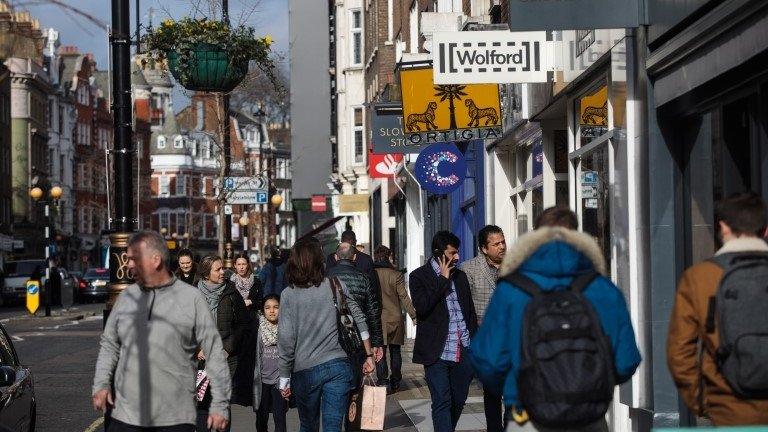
[26, 280, 40, 315]
[222, 176, 268, 191]
[226, 190, 269, 205]
[249, 253, 259, 263]
[224, 204, 233, 215]
[433, 31, 551, 84]
[371, 103, 426, 154]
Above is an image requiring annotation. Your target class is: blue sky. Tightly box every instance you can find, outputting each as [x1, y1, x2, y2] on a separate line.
[19, 0, 288, 110]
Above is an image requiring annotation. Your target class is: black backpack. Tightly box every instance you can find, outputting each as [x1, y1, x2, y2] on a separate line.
[705, 252, 768, 399]
[504, 271, 614, 428]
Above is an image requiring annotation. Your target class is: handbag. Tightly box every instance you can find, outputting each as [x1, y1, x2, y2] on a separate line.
[329, 276, 364, 357]
[347, 375, 387, 431]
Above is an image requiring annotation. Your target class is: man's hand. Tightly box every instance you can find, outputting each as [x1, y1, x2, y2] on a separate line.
[438, 255, 452, 279]
[363, 356, 375, 375]
[280, 386, 291, 400]
[92, 388, 113, 413]
[373, 347, 384, 363]
[207, 413, 228, 431]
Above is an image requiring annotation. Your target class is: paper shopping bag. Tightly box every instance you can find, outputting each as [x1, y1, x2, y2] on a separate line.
[359, 382, 387, 430]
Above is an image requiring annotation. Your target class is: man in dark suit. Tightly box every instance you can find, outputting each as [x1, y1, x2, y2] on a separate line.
[410, 231, 478, 432]
[326, 230, 375, 273]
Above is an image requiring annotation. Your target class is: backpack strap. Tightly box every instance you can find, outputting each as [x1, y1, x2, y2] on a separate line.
[503, 272, 542, 297]
[569, 271, 599, 294]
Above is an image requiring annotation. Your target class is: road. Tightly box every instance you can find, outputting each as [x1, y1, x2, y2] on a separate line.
[1, 302, 105, 432]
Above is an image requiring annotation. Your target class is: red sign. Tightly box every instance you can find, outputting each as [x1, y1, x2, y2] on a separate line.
[369, 152, 404, 179]
[311, 195, 327, 212]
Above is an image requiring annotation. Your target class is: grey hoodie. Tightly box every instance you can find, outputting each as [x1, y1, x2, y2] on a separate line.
[93, 278, 231, 427]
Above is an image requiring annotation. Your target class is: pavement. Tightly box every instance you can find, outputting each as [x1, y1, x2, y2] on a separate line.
[2, 303, 489, 431]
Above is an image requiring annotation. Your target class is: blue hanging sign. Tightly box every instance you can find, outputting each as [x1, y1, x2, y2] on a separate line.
[414, 143, 467, 195]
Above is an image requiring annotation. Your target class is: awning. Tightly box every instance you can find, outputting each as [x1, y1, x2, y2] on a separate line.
[296, 216, 344, 242]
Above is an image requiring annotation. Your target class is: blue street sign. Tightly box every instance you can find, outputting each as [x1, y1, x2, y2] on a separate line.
[256, 192, 268, 204]
[224, 177, 236, 190]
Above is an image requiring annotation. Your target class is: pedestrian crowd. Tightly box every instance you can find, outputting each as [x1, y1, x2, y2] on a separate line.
[93, 191, 768, 431]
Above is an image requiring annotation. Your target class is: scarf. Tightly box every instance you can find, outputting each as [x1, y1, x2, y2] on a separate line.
[231, 273, 254, 301]
[198, 279, 226, 324]
[259, 314, 278, 346]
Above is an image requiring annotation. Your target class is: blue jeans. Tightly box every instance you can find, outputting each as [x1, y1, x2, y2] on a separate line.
[424, 358, 474, 432]
[292, 358, 354, 432]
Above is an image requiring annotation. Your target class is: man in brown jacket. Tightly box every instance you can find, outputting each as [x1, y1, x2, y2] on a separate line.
[373, 245, 417, 392]
[667, 192, 768, 425]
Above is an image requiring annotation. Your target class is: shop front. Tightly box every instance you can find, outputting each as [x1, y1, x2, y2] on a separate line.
[645, 0, 768, 426]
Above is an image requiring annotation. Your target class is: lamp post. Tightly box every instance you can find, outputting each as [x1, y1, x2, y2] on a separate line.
[29, 184, 62, 317]
[254, 105, 267, 260]
[238, 214, 249, 252]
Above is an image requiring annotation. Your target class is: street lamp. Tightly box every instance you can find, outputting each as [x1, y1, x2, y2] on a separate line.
[271, 194, 283, 208]
[160, 227, 168, 236]
[238, 214, 249, 252]
[29, 184, 63, 317]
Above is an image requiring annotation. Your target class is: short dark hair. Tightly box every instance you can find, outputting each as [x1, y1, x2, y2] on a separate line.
[341, 230, 357, 245]
[262, 294, 280, 311]
[374, 245, 392, 263]
[128, 231, 170, 268]
[286, 239, 325, 287]
[197, 254, 222, 281]
[478, 225, 503, 248]
[535, 207, 579, 230]
[177, 248, 194, 260]
[716, 192, 767, 237]
[431, 231, 460, 256]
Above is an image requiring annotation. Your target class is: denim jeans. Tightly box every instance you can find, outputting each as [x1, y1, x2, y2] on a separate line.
[423, 358, 474, 432]
[484, 387, 505, 432]
[108, 419, 195, 432]
[292, 357, 354, 432]
[375, 345, 403, 388]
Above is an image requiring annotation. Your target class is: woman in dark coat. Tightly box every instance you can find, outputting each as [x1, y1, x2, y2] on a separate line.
[195, 254, 248, 432]
[230, 253, 263, 407]
[174, 248, 197, 286]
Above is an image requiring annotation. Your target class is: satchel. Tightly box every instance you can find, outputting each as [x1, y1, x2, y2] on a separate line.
[329, 277, 364, 357]
[347, 375, 387, 431]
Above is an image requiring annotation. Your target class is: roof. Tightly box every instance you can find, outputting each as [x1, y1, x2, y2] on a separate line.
[150, 112, 186, 156]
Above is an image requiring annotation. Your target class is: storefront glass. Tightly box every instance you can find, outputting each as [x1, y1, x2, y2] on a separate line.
[577, 85, 609, 148]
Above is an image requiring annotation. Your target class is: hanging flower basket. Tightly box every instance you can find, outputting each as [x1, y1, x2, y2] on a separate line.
[144, 18, 276, 93]
[166, 44, 248, 92]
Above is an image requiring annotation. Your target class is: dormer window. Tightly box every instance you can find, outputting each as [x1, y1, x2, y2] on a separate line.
[174, 135, 184, 149]
[157, 135, 166, 149]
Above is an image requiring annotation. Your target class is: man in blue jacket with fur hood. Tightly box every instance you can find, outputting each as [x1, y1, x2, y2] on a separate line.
[468, 207, 641, 431]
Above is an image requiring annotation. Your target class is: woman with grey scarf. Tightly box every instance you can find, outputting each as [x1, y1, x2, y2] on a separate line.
[195, 255, 248, 432]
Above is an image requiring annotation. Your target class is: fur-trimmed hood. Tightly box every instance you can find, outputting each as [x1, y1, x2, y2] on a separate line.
[499, 227, 607, 278]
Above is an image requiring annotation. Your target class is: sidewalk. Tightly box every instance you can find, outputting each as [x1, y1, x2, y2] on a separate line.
[231, 340, 488, 432]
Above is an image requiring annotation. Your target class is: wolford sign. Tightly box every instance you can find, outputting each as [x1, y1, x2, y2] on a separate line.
[433, 31, 551, 85]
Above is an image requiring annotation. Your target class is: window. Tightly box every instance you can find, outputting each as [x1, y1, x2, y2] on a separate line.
[173, 135, 184, 149]
[159, 211, 169, 233]
[353, 107, 365, 164]
[190, 139, 198, 157]
[159, 175, 169, 197]
[176, 211, 187, 235]
[175, 174, 185, 196]
[157, 135, 166, 149]
[201, 175, 207, 196]
[203, 138, 211, 159]
[350, 9, 363, 66]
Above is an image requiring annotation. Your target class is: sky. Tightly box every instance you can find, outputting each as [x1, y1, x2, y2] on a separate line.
[16, 0, 289, 110]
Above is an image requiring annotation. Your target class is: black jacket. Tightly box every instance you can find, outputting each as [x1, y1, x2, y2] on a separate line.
[175, 265, 197, 286]
[409, 260, 478, 366]
[327, 260, 384, 347]
[215, 282, 250, 374]
[326, 250, 382, 321]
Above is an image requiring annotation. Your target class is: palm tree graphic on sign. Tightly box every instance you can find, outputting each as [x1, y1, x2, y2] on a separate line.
[434, 84, 468, 130]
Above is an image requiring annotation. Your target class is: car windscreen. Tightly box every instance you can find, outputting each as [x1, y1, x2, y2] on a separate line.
[3, 261, 45, 277]
[84, 268, 110, 279]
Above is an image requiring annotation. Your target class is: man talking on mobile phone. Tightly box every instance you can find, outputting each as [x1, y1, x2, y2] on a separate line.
[409, 231, 478, 432]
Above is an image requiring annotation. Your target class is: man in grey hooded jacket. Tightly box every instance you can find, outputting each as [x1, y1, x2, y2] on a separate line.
[92, 231, 231, 431]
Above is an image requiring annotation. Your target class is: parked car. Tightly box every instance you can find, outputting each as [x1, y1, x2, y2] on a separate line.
[0, 322, 35, 431]
[77, 268, 110, 303]
[1, 261, 46, 306]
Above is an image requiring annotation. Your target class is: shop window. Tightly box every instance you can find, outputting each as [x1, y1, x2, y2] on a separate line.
[577, 85, 609, 148]
[579, 146, 611, 265]
[554, 130, 569, 173]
